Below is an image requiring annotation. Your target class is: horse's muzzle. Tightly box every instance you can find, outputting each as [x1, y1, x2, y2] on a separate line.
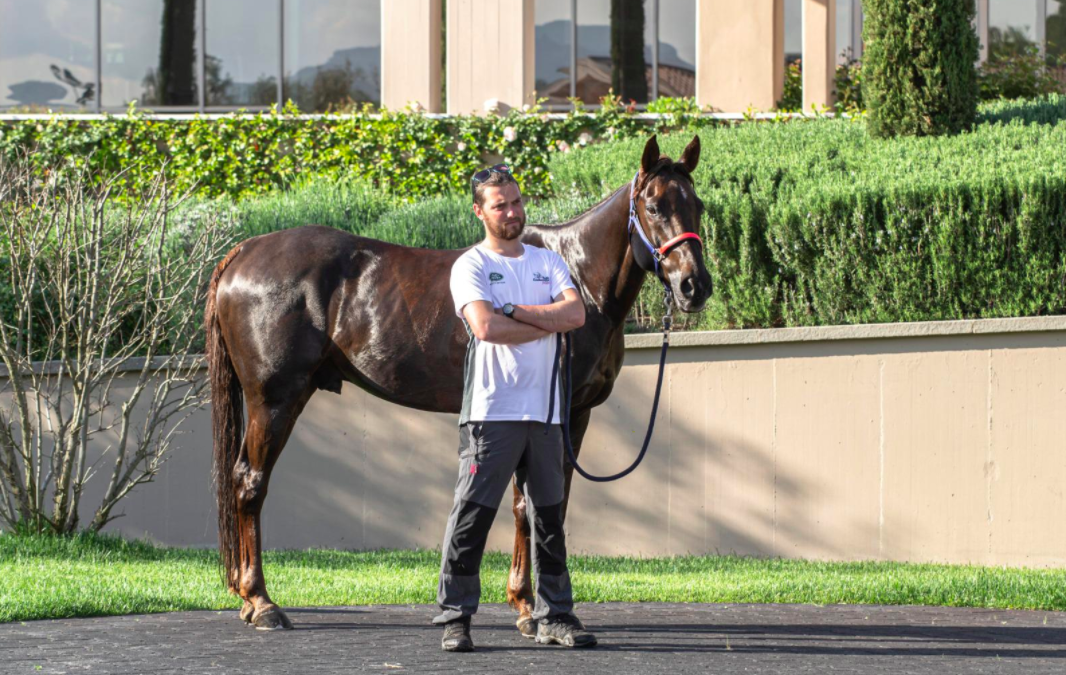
[676, 273, 712, 312]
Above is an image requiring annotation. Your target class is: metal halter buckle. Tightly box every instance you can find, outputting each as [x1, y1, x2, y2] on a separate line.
[662, 289, 674, 335]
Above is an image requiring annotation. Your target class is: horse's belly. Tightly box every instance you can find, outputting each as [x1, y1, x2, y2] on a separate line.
[340, 347, 465, 414]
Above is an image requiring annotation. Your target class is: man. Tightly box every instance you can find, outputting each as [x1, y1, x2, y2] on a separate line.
[434, 164, 597, 652]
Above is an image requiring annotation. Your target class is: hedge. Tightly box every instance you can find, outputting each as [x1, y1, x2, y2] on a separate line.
[158, 95, 1066, 334]
[550, 95, 1066, 328]
[4, 96, 1066, 338]
[0, 98, 718, 202]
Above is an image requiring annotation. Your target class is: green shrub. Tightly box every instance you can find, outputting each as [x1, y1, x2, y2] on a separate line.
[834, 52, 864, 112]
[777, 59, 804, 112]
[0, 98, 721, 202]
[979, 37, 1066, 101]
[7, 97, 1066, 339]
[228, 178, 397, 238]
[202, 176, 606, 253]
[776, 56, 863, 114]
[550, 98, 1066, 329]
[863, 0, 979, 137]
[978, 94, 1066, 125]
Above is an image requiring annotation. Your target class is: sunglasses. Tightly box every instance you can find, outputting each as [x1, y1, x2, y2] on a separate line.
[470, 164, 512, 196]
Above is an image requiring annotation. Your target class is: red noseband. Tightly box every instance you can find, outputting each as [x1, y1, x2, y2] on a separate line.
[657, 232, 703, 258]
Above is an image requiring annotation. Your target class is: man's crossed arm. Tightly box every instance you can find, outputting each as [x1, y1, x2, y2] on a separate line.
[462, 289, 585, 345]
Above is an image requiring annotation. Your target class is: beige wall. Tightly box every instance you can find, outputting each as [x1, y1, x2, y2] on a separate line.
[18, 317, 1066, 568]
[697, 0, 784, 112]
[381, 0, 443, 112]
[446, 0, 535, 114]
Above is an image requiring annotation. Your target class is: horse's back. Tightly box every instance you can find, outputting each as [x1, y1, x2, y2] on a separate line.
[215, 225, 471, 412]
[220, 224, 467, 307]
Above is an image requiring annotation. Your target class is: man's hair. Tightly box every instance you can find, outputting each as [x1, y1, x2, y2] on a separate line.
[473, 170, 519, 207]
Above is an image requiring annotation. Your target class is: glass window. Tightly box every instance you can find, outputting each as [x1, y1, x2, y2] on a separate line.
[784, 0, 802, 66]
[102, 0, 199, 109]
[1050, 0, 1066, 86]
[535, 0, 573, 107]
[836, 0, 854, 63]
[206, 0, 280, 107]
[1050, 1, 1066, 58]
[657, 1, 696, 98]
[575, 0, 655, 106]
[0, 0, 95, 110]
[284, 0, 380, 112]
[988, 0, 1040, 63]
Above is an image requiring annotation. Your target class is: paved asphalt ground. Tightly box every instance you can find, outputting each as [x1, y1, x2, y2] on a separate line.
[3, 602, 1066, 674]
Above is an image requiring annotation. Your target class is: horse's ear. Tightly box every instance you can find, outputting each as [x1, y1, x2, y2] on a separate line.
[680, 135, 701, 172]
[641, 135, 660, 174]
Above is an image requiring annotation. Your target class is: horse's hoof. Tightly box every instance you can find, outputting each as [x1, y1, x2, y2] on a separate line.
[240, 601, 255, 623]
[517, 615, 537, 639]
[252, 606, 293, 631]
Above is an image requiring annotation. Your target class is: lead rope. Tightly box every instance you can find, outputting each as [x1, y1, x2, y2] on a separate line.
[546, 288, 674, 482]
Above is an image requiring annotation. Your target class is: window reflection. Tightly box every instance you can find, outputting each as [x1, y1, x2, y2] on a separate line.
[284, 0, 381, 112]
[784, 0, 802, 67]
[657, 1, 696, 98]
[535, 0, 573, 107]
[1050, 1, 1066, 85]
[102, 0, 199, 109]
[574, 0, 654, 105]
[205, 0, 279, 107]
[988, 0, 1040, 63]
[0, 0, 95, 109]
[837, 0, 857, 64]
[1050, 1, 1066, 57]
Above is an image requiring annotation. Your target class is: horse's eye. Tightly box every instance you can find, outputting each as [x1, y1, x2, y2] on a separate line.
[646, 204, 659, 217]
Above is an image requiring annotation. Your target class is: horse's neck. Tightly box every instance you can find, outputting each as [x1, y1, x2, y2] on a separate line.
[572, 186, 647, 325]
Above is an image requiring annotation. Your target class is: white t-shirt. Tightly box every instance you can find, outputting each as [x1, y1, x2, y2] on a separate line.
[450, 243, 577, 425]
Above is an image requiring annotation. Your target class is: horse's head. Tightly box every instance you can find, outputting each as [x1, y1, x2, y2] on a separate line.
[628, 134, 713, 313]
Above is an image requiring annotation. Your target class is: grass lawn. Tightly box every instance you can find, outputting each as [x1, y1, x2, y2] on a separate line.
[3, 532, 1066, 624]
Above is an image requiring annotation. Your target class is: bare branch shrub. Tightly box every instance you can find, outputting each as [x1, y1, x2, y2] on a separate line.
[0, 153, 235, 534]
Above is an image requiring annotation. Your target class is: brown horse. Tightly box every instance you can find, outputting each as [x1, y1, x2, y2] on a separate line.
[205, 134, 712, 631]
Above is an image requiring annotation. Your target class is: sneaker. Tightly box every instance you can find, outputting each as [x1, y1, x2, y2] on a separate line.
[535, 614, 598, 648]
[441, 617, 474, 652]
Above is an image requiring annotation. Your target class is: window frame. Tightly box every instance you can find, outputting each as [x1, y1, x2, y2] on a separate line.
[538, 0, 674, 112]
[16, 0, 377, 113]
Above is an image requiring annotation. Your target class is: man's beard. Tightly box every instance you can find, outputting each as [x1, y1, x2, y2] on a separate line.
[487, 215, 525, 241]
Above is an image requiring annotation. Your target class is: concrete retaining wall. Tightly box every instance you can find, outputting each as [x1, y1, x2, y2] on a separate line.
[10, 316, 1065, 567]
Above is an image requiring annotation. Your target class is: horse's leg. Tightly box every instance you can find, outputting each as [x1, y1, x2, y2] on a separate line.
[506, 481, 535, 634]
[506, 408, 593, 635]
[235, 392, 311, 630]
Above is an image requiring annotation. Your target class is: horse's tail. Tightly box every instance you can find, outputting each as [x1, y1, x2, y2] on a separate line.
[206, 245, 244, 594]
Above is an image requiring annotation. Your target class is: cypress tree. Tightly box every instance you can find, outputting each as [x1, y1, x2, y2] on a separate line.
[863, 0, 979, 137]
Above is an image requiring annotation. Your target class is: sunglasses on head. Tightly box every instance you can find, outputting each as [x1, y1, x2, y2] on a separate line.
[470, 164, 512, 193]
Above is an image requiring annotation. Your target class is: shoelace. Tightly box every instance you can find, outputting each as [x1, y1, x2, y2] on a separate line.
[444, 620, 469, 637]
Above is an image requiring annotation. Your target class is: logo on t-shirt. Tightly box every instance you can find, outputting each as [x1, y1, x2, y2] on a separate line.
[532, 272, 550, 284]
[489, 272, 504, 285]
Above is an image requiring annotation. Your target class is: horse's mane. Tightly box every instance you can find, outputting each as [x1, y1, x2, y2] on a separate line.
[530, 156, 692, 232]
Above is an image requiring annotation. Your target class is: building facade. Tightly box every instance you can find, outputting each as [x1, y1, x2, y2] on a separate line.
[0, 1, 1062, 114]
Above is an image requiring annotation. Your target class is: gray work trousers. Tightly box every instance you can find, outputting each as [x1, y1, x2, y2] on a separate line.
[433, 421, 575, 625]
